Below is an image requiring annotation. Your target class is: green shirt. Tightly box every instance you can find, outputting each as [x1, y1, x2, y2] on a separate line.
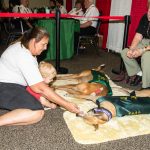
[89, 70, 112, 96]
[96, 95, 150, 117]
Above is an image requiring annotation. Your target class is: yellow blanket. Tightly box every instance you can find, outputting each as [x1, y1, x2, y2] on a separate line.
[53, 77, 150, 144]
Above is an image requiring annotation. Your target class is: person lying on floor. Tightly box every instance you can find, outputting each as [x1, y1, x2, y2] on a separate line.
[26, 61, 57, 109]
[79, 90, 150, 130]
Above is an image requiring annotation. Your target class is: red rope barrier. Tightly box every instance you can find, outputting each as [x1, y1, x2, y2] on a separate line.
[0, 13, 124, 21]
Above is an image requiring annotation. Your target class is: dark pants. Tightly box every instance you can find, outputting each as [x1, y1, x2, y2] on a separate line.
[0, 82, 43, 111]
[96, 94, 150, 117]
[74, 26, 96, 54]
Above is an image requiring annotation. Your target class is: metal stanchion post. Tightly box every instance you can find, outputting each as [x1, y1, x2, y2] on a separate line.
[55, 8, 68, 74]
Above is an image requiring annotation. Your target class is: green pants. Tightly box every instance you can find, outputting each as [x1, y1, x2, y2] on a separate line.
[96, 94, 150, 117]
[121, 39, 150, 88]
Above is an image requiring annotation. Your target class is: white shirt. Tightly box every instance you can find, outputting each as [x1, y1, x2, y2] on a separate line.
[13, 4, 32, 13]
[68, 8, 84, 16]
[0, 42, 43, 86]
[59, 5, 67, 14]
[80, 4, 99, 28]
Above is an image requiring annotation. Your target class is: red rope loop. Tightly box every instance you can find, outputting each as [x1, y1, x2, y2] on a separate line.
[0, 13, 124, 21]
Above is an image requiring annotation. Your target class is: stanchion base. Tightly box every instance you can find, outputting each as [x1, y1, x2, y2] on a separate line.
[57, 67, 68, 74]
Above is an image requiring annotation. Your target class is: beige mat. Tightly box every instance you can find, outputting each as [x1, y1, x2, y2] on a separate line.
[53, 77, 150, 144]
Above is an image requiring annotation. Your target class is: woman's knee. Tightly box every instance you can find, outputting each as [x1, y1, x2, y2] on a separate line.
[32, 110, 45, 123]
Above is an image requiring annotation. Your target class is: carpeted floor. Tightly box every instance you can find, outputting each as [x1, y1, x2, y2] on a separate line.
[0, 43, 149, 150]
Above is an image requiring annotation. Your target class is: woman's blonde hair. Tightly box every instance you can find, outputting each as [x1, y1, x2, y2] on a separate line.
[39, 61, 56, 78]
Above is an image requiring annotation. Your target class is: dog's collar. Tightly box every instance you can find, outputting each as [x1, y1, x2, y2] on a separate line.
[92, 107, 112, 121]
[90, 87, 104, 96]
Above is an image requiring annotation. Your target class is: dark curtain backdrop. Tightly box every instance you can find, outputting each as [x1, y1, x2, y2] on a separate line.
[66, 0, 72, 12]
[128, 0, 148, 46]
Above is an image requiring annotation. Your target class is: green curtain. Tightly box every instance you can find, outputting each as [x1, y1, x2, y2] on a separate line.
[37, 19, 80, 60]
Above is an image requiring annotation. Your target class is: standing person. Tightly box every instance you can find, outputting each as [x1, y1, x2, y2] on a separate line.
[0, 27, 81, 126]
[121, 1, 150, 89]
[12, 0, 33, 29]
[56, 0, 67, 14]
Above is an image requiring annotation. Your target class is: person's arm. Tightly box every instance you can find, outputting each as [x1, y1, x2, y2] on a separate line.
[30, 82, 81, 114]
[129, 33, 143, 50]
[132, 44, 150, 58]
[127, 33, 143, 58]
[80, 21, 92, 28]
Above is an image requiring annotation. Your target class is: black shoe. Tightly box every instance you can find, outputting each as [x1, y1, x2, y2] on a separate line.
[130, 75, 142, 86]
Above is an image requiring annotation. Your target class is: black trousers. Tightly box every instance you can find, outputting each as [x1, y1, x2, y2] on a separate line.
[74, 26, 96, 54]
[0, 82, 43, 111]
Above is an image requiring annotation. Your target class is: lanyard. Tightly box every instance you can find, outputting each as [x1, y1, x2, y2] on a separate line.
[83, 4, 95, 16]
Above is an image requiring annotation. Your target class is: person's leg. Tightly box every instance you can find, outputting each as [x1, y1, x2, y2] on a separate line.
[40, 97, 57, 109]
[136, 89, 150, 97]
[141, 51, 150, 88]
[121, 48, 141, 76]
[80, 26, 96, 36]
[0, 109, 44, 126]
[75, 26, 96, 54]
[0, 83, 45, 126]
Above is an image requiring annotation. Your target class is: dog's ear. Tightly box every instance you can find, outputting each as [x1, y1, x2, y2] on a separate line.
[92, 64, 105, 71]
[99, 64, 105, 70]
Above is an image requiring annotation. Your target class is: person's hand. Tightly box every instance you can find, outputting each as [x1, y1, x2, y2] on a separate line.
[127, 48, 141, 58]
[131, 49, 142, 58]
[127, 49, 134, 58]
[65, 102, 81, 114]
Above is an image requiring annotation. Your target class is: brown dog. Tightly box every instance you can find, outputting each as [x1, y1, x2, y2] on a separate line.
[55, 64, 112, 98]
[56, 64, 105, 83]
[39, 62, 110, 98]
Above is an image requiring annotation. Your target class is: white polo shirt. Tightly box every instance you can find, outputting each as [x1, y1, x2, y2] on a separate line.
[59, 5, 67, 14]
[80, 4, 99, 28]
[68, 8, 84, 16]
[13, 4, 32, 13]
[0, 42, 43, 86]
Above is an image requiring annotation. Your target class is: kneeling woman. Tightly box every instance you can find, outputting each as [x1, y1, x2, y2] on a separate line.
[0, 27, 80, 126]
